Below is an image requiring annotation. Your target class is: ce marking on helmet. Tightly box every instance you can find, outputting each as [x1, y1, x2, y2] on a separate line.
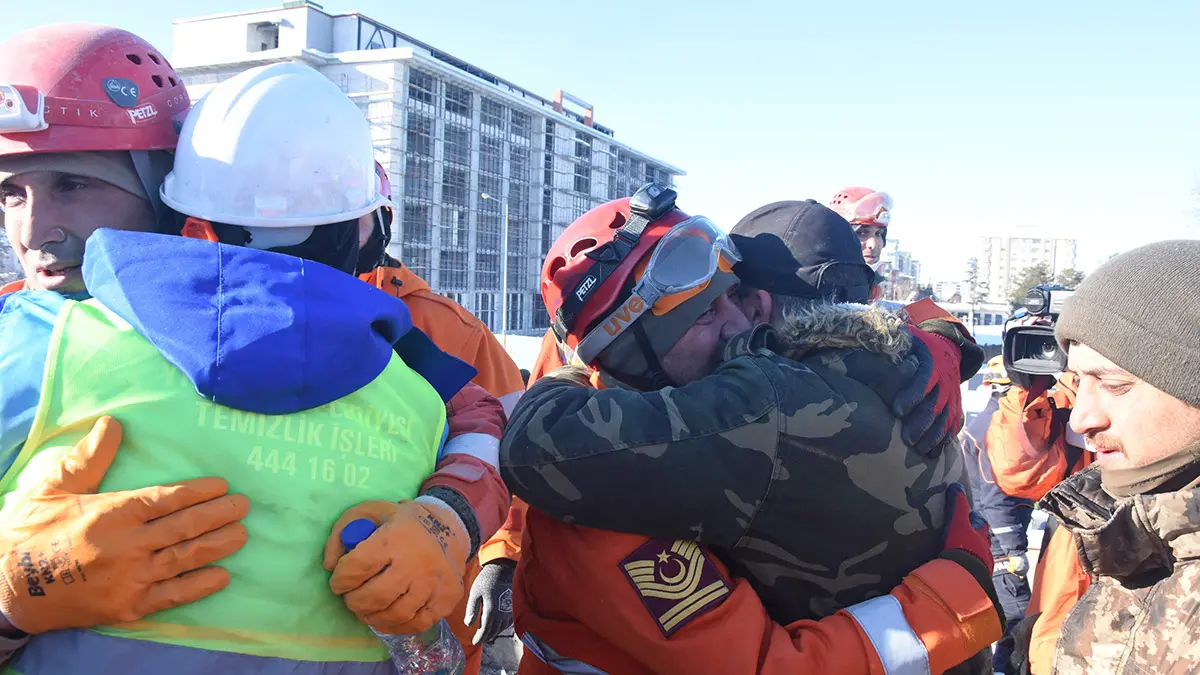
[105, 80, 138, 99]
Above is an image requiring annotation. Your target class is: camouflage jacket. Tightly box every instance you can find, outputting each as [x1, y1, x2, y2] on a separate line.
[500, 303, 969, 624]
[1040, 462, 1200, 675]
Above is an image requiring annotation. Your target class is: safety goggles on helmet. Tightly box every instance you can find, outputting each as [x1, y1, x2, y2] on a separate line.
[846, 191, 892, 226]
[574, 216, 740, 364]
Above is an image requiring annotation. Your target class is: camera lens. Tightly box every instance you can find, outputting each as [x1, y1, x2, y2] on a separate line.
[1037, 341, 1059, 360]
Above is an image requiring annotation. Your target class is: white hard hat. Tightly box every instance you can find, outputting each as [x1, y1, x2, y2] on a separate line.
[161, 61, 388, 229]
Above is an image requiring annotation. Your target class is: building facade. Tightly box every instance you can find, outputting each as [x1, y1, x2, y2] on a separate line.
[933, 281, 964, 304]
[172, 1, 683, 335]
[877, 238, 923, 302]
[978, 236, 1077, 305]
[0, 230, 21, 286]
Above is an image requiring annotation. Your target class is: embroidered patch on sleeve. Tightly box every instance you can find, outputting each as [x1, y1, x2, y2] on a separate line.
[620, 539, 732, 637]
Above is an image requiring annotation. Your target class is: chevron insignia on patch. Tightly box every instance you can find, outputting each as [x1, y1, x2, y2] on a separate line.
[620, 539, 731, 637]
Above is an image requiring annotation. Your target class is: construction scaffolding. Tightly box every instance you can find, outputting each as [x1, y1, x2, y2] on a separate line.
[338, 61, 679, 336]
[0, 229, 22, 286]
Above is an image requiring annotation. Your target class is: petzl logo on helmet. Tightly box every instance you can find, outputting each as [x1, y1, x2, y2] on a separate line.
[127, 103, 158, 124]
[575, 275, 598, 302]
[103, 78, 139, 108]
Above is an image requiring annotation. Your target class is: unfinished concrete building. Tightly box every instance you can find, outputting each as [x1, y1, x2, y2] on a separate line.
[172, 1, 683, 336]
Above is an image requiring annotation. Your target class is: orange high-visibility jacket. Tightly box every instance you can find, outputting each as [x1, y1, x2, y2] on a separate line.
[984, 377, 1090, 675]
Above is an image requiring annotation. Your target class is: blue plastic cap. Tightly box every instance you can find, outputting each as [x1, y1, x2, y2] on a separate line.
[340, 518, 378, 552]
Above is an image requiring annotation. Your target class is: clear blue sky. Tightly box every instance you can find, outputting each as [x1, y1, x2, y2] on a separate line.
[7, 1, 1200, 281]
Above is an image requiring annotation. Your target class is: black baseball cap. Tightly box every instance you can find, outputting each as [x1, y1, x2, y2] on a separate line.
[730, 200, 875, 303]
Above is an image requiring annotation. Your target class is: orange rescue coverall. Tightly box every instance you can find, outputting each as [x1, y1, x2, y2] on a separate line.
[985, 376, 1090, 675]
[515, 329, 1002, 674]
[363, 259, 526, 673]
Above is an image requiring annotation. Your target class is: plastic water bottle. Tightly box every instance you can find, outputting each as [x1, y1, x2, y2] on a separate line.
[340, 518, 466, 675]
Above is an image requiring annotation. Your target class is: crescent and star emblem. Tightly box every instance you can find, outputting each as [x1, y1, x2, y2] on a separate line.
[656, 550, 687, 584]
[621, 539, 733, 637]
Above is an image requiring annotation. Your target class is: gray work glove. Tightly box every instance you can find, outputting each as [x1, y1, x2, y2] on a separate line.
[464, 559, 515, 645]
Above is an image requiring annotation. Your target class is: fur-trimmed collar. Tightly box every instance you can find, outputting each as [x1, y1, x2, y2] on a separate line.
[775, 302, 911, 363]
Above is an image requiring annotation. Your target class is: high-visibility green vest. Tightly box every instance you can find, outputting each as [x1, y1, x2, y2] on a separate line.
[0, 298, 446, 665]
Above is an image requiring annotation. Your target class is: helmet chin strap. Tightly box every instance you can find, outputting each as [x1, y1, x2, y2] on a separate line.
[130, 148, 170, 229]
[595, 320, 676, 391]
[629, 320, 675, 390]
[354, 208, 390, 275]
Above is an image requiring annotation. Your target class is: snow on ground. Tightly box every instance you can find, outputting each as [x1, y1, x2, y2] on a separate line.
[497, 333, 546, 372]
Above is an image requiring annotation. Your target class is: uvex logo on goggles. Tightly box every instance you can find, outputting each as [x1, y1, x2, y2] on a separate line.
[601, 294, 647, 337]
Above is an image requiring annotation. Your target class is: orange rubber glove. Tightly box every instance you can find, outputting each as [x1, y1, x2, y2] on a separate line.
[0, 417, 250, 634]
[323, 499, 470, 635]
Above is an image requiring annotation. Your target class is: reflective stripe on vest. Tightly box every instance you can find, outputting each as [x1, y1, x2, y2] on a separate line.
[0, 299, 446, 669]
[7, 630, 397, 675]
[520, 632, 610, 675]
[844, 595, 931, 675]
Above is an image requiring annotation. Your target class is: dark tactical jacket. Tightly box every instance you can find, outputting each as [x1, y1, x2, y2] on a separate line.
[1040, 460, 1200, 675]
[500, 303, 969, 624]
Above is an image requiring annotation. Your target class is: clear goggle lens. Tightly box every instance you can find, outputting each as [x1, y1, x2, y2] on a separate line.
[639, 216, 740, 299]
[848, 191, 892, 225]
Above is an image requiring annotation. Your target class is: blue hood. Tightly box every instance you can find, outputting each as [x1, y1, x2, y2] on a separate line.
[82, 230, 476, 415]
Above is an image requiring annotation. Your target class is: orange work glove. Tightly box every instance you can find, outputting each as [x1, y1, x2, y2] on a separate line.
[323, 499, 470, 635]
[0, 417, 250, 635]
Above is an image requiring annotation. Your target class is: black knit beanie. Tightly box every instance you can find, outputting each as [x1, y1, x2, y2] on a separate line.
[1055, 239, 1200, 408]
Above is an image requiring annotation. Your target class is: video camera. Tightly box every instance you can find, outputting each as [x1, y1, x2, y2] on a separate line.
[1002, 285, 1075, 376]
